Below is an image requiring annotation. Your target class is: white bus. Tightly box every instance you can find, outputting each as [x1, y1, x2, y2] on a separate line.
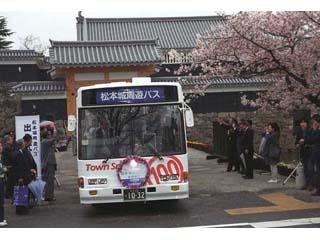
[72, 78, 194, 204]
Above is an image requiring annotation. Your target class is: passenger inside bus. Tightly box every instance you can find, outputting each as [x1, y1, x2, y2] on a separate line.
[95, 118, 113, 157]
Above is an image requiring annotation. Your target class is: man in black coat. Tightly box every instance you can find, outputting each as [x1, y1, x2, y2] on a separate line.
[12, 139, 33, 215]
[301, 115, 320, 196]
[13, 139, 31, 185]
[295, 119, 312, 190]
[240, 120, 254, 179]
[22, 134, 37, 180]
[224, 119, 239, 172]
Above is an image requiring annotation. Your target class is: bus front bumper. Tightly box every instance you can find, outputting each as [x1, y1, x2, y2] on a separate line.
[79, 183, 189, 204]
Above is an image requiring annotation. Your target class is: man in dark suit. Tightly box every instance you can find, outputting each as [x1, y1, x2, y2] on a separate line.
[224, 119, 239, 172]
[301, 115, 320, 196]
[240, 120, 254, 179]
[22, 134, 37, 180]
[295, 119, 312, 190]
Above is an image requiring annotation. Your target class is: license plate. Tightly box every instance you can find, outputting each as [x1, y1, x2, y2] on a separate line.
[123, 189, 146, 201]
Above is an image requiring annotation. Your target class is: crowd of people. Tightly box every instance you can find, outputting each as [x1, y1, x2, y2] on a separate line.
[220, 119, 255, 179]
[220, 114, 320, 196]
[0, 128, 57, 227]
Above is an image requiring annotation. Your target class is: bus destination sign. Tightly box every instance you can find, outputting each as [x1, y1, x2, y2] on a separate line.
[96, 86, 165, 105]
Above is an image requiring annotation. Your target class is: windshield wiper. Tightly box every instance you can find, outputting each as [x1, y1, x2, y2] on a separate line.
[146, 143, 164, 161]
[102, 153, 112, 164]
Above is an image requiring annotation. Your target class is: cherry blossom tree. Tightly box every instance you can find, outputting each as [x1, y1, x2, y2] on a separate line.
[183, 12, 320, 113]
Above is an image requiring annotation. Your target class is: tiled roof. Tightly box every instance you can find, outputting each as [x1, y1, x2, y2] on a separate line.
[151, 76, 272, 87]
[12, 81, 66, 94]
[77, 14, 225, 49]
[0, 50, 43, 62]
[49, 40, 161, 67]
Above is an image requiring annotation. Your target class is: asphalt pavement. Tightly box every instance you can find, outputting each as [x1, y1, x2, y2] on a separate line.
[3, 147, 320, 228]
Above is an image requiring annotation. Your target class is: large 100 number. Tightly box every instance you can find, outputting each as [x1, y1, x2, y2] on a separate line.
[146, 156, 184, 185]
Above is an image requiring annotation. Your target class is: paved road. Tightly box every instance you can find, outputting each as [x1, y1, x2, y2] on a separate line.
[3, 148, 320, 228]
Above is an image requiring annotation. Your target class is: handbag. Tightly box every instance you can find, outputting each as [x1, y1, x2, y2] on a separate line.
[13, 185, 29, 206]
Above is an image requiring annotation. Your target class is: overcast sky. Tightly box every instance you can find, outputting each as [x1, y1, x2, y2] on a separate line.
[1, 0, 319, 50]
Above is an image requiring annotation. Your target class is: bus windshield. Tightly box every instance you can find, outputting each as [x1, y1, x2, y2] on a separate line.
[78, 104, 186, 160]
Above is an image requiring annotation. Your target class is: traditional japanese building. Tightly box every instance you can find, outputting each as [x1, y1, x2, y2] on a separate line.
[0, 49, 66, 121]
[50, 39, 161, 116]
[50, 12, 269, 118]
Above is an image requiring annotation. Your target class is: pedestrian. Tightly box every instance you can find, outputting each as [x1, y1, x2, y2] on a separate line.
[41, 129, 57, 201]
[300, 114, 320, 196]
[236, 120, 246, 174]
[0, 142, 8, 226]
[22, 134, 37, 179]
[226, 118, 239, 172]
[262, 123, 281, 183]
[13, 139, 31, 185]
[240, 119, 254, 179]
[295, 119, 312, 190]
[13, 139, 32, 215]
[1, 134, 15, 199]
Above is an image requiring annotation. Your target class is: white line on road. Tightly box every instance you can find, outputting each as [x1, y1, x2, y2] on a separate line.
[182, 217, 320, 228]
[251, 217, 320, 228]
[183, 222, 251, 228]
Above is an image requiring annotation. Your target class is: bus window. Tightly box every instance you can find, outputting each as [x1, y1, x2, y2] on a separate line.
[78, 104, 186, 160]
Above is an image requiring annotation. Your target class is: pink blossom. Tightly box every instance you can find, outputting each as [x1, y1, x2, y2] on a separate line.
[184, 12, 320, 112]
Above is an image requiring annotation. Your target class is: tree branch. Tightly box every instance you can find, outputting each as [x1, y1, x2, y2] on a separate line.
[228, 20, 309, 87]
[304, 12, 320, 27]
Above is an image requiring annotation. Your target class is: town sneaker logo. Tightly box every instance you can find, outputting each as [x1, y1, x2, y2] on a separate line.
[85, 155, 184, 186]
[86, 163, 119, 171]
[117, 156, 150, 188]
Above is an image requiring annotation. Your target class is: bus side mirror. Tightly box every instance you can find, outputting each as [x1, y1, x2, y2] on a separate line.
[68, 115, 77, 132]
[185, 108, 194, 127]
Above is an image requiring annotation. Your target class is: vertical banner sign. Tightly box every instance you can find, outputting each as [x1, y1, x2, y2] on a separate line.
[15, 115, 41, 176]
